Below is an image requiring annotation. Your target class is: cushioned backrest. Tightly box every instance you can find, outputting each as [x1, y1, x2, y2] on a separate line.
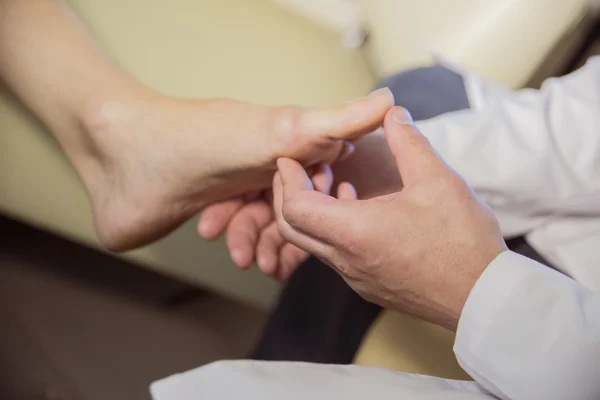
[356, 0, 592, 88]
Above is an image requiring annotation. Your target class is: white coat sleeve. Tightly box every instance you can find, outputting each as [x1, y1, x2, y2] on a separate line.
[454, 251, 600, 400]
[417, 58, 600, 236]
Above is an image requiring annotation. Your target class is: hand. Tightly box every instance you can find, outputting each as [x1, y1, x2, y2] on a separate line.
[273, 107, 507, 331]
[78, 88, 393, 251]
[198, 164, 336, 281]
[198, 129, 404, 278]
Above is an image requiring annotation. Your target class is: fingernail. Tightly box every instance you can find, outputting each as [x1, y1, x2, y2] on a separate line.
[368, 87, 395, 106]
[391, 107, 414, 125]
[337, 141, 355, 161]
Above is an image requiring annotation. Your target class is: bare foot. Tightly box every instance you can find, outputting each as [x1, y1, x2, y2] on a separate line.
[75, 89, 393, 251]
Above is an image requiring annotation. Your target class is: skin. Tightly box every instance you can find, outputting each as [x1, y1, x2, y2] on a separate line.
[199, 125, 404, 280]
[272, 107, 508, 331]
[0, 0, 394, 251]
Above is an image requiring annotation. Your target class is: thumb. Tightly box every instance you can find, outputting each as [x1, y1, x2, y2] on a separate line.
[303, 88, 395, 142]
[384, 107, 449, 187]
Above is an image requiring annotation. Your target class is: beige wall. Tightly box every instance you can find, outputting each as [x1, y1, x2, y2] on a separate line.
[0, 0, 375, 309]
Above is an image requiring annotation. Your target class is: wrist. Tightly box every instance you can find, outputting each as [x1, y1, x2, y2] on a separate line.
[75, 83, 157, 165]
[440, 246, 507, 331]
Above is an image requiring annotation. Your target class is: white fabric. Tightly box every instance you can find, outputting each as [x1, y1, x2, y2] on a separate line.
[151, 361, 492, 400]
[419, 57, 600, 290]
[455, 251, 600, 400]
[151, 252, 600, 399]
[151, 60, 600, 399]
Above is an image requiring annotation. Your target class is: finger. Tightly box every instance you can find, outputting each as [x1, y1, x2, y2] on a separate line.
[256, 223, 285, 276]
[302, 88, 394, 141]
[310, 163, 334, 195]
[258, 165, 332, 276]
[384, 107, 451, 187]
[272, 166, 331, 258]
[275, 244, 308, 282]
[226, 201, 272, 269]
[277, 158, 356, 246]
[198, 198, 244, 240]
[337, 182, 358, 200]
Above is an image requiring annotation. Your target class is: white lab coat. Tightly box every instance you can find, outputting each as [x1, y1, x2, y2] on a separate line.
[151, 59, 600, 400]
[419, 56, 600, 291]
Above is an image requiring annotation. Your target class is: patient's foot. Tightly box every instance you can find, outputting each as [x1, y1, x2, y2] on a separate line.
[76, 89, 393, 251]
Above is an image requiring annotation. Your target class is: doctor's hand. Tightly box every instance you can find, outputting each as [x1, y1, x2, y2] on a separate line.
[198, 164, 336, 281]
[198, 128, 403, 280]
[273, 107, 507, 330]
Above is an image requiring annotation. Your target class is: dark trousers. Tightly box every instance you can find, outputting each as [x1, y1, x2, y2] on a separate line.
[250, 66, 552, 364]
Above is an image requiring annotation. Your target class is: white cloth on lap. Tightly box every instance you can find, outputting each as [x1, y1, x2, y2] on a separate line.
[151, 251, 600, 400]
[150, 360, 493, 400]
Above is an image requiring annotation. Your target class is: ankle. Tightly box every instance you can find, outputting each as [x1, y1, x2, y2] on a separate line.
[76, 98, 149, 251]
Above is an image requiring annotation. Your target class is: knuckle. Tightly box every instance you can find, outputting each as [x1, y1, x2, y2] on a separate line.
[242, 220, 260, 241]
[237, 228, 256, 244]
[229, 223, 255, 242]
[339, 231, 367, 256]
[282, 194, 312, 227]
[332, 213, 371, 253]
[281, 201, 298, 226]
[406, 131, 431, 147]
[440, 175, 472, 201]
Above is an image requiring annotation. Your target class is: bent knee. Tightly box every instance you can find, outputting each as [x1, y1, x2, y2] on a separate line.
[375, 65, 469, 121]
